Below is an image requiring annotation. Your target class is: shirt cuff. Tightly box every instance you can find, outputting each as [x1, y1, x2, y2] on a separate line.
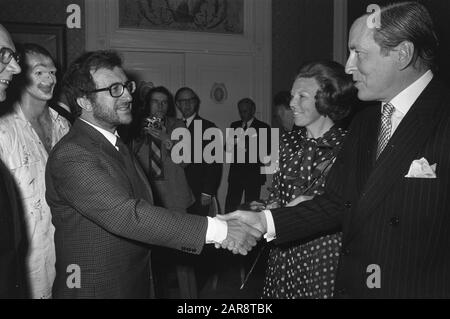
[205, 216, 228, 244]
[263, 209, 276, 242]
[201, 193, 212, 198]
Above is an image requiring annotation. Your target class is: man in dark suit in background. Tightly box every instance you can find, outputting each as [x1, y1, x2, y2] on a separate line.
[225, 98, 271, 213]
[46, 51, 260, 298]
[222, 2, 450, 298]
[175, 87, 222, 217]
[0, 23, 28, 298]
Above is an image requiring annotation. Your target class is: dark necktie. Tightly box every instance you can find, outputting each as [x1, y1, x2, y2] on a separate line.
[115, 137, 146, 198]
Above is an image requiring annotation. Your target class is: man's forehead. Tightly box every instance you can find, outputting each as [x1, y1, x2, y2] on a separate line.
[239, 102, 254, 109]
[0, 25, 15, 51]
[348, 16, 374, 48]
[91, 66, 127, 84]
[178, 89, 195, 98]
[26, 53, 55, 69]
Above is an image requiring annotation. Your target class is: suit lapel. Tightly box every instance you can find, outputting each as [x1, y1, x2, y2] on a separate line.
[73, 120, 133, 187]
[347, 79, 444, 239]
[356, 105, 380, 192]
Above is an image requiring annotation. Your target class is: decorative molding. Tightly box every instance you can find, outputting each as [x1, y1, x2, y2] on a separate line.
[210, 83, 228, 104]
[107, 0, 258, 54]
[333, 0, 348, 65]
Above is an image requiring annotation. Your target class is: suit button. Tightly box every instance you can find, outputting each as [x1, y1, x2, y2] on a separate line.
[344, 201, 352, 209]
[336, 288, 346, 295]
[389, 217, 400, 227]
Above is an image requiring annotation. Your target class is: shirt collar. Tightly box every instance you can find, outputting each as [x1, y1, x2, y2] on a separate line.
[383, 70, 433, 115]
[79, 118, 119, 149]
[14, 102, 62, 128]
[184, 113, 197, 127]
[244, 117, 255, 128]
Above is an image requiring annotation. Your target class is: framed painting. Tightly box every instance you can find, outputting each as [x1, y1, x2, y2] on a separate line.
[118, 0, 244, 34]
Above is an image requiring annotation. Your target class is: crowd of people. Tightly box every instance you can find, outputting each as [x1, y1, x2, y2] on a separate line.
[1, 1, 450, 299]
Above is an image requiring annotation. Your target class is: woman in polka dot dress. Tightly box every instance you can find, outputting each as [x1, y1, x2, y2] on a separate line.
[262, 61, 357, 299]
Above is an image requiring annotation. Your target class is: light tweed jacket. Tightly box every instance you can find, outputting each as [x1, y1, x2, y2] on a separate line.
[45, 119, 207, 298]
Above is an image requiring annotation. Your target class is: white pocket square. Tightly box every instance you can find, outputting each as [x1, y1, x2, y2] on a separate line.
[405, 157, 437, 178]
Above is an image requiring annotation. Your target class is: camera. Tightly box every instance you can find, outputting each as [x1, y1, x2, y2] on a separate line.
[144, 116, 163, 130]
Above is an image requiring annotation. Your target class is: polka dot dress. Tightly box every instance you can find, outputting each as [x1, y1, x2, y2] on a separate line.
[262, 126, 346, 299]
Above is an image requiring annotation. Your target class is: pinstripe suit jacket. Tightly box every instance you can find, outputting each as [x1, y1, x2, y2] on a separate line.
[45, 119, 207, 299]
[272, 78, 450, 298]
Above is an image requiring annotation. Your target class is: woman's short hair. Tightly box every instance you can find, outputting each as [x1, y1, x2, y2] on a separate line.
[295, 60, 357, 121]
[143, 86, 176, 118]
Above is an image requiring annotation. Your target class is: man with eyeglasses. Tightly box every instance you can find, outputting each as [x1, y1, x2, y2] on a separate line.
[45, 50, 261, 298]
[0, 43, 70, 299]
[0, 24, 28, 299]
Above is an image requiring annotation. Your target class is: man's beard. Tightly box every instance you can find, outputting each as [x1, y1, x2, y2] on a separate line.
[92, 101, 122, 127]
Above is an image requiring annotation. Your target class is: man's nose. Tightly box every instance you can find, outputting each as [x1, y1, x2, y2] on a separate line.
[345, 54, 356, 75]
[122, 86, 133, 101]
[7, 57, 21, 75]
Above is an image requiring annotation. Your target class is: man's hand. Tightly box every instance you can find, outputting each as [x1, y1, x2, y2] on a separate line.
[286, 195, 314, 207]
[219, 219, 262, 255]
[217, 210, 268, 234]
[145, 124, 170, 142]
[249, 200, 266, 211]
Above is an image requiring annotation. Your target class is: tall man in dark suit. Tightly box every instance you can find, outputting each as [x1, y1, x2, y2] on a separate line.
[225, 98, 271, 213]
[221, 2, 450, 298]
[0, 24, 28, 298]
[45, 51, 260, 298]
[175, 87, 222, 217]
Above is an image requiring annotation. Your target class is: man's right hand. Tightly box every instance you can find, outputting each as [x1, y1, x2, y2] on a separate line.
[220, 218, 263, 255]
[215, 210, 268, 254]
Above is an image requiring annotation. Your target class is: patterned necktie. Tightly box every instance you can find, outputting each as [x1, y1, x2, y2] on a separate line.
[148, 136, 163, 179]
[376, 103, 395, 159]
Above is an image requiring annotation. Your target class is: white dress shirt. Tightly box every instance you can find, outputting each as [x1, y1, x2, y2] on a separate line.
[264, 70, 434, 241]
[386, 70, 433, 136]
[243, 117, 254, 130]
[80, 118, 227, 244]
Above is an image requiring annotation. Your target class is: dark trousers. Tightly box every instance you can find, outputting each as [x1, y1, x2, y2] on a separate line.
[225, 176, 262, 213]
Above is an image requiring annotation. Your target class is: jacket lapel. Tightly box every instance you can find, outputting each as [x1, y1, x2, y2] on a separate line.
[356, 105, 380, 192]
[347, 79, 444, 239]
[73, 120, 133, 186]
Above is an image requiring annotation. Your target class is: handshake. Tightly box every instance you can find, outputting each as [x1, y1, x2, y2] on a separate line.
[214, 210, 269, 255]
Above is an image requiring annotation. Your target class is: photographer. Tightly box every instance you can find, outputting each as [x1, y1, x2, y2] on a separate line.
[129, 85, 197, 298]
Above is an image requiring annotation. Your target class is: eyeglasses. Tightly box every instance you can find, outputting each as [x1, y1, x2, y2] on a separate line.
[176, 97, 197, 105]
[89, 80, 136, 98]
[0, 47, 21, 65]
[150, 99, 169, 107]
